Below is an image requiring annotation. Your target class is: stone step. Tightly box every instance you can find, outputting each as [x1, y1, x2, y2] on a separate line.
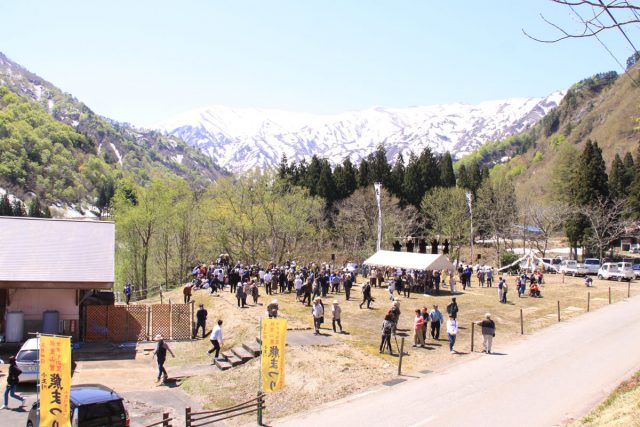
[243, 341, 261, 357]
[214, 358, 232, 370]
[221, 351, 243, 366]
[231, 346, 254, 363]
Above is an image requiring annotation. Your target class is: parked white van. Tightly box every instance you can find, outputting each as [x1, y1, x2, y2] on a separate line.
[597, 262, 634, 282]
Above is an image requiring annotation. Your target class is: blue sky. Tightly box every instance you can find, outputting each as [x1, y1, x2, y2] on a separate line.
[1, 1, 638, 126]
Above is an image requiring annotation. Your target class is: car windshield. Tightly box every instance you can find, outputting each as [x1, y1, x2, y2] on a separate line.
[17, 350, 39, 362]
[584, 260, 599, 265]
[79, 400, 126, 427]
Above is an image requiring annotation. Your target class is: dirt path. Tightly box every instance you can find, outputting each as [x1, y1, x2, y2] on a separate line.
[277, 295, 640, 426]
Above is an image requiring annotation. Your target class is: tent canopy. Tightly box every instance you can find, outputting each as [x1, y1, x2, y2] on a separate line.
[363, 250, 454, 271]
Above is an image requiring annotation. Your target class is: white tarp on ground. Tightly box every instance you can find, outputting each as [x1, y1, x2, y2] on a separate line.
[363, 250, 455, 271]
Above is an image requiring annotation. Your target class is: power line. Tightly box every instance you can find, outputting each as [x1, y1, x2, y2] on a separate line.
[570, 3, 640, 89]
[598, 0, 639, 51]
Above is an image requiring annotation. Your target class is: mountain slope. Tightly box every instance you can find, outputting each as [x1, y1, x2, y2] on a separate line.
[0, 52, 226, 204]
[457, 67, 640, 198]
[156, 93, 564, 173]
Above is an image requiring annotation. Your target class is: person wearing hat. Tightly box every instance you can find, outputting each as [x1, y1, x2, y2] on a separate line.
[1, 355, 24, 409]
[446, 297, 459, 318]
[331, 300, 343, 333]
[475, 313, 496, 354]
[194, 304, 208, 339]
[153, 334, 175, 383]
[312, 298, 324, 335]
[236, 282, 246, 308]
[267, 299, 279, 318]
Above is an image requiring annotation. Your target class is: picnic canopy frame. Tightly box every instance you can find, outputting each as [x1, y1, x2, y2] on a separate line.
[363, 250, 455, 272]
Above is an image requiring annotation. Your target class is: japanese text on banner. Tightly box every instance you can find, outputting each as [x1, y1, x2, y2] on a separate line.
[39, 335, 72, 427]
[260, 318, 287, 393]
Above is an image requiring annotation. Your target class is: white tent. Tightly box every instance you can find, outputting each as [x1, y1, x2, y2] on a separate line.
[363, 250, 455, 271]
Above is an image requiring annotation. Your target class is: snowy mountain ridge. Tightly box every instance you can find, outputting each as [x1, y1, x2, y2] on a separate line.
[156, 91, 565, 173]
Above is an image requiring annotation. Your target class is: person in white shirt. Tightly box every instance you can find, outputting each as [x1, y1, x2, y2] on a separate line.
[312, 298, 324, 335]
[294, 275, 304, 300]
[208, 320, 224, 359]
[446, 315, 458, 354]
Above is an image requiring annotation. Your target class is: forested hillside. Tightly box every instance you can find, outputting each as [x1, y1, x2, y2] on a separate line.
[0, 52, 226, 209]
[457, 62, 640, 198]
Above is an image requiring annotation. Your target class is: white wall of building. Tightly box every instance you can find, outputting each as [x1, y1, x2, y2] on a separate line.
[6, 288, 78, 320]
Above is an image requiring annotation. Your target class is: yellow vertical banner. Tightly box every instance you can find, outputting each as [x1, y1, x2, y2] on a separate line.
[260, 318, 287, 393]
[39, 335, 72, 427]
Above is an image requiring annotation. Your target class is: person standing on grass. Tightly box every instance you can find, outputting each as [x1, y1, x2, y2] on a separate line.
[476, 313, 496, 354]
[124, 282, 132, 305]
[388, 280, 396, 301]
[312, 298, 324, 335]
[413, 309, 426, 348]
[194, 304, 208, 339]
[446, 297, 459, 319]
[421, 307, 429, 341]
[449, 270, 457, 295]
[344, 273, 353, 301]
[153, 334, 175, 383]
[498, 278, 504, 302]
[429, 304, 444, 340]
[331, 300, 343, 333]
[236, 282, 246, 308]
[380, 314, 394, 354]
[208, 320, 224, 359]
[183, 282, 193, 304]
[359, 281, 373, 309]
[446, 314, 458, 353]
[1, 356, 24, 409]
[502, 281, 508, 304]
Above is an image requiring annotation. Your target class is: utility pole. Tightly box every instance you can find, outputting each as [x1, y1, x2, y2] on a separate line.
[466, 192, 473, 263]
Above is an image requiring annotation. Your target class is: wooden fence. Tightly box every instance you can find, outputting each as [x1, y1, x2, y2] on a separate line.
[84, 303, 193, 342]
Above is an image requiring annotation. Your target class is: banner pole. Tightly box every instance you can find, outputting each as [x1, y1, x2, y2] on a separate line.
[258, 318, 262, 393]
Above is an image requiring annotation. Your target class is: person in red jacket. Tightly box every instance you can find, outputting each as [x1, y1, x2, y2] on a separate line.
[413, 309, 425, 348]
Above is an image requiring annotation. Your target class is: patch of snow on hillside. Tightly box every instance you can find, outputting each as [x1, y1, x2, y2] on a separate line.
[109, 143, 123, 165]
[174, 154, 183, 164]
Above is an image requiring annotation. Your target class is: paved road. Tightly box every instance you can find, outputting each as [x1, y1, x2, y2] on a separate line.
[279, 295, 640, 427]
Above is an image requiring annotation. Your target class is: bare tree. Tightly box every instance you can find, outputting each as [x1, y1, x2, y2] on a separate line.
[526, 202, 571, 257]
[524, 1, 640, 45]
[581, 197, 630, 261]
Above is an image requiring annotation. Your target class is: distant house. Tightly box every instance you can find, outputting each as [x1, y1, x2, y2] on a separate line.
[512, 225, 544, 236]
[0, 217, 114, 341]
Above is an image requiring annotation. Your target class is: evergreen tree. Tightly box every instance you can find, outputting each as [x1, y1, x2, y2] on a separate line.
[27, 197, 44, 218]
[418, 147, 440, 193]
[457, 164, 469, 189]
[368, 144, 392, 187]
[341, 158, 357, 197]
[333, 164, 347, 199]
[305, 155, 322, 196]
[357, 158, 371, 188]
[403, 152, 424, 208]
[277, 153, 289, 180]
[316, 160, 337, 205]
[438, 152, 456, 187]
[623, 151, 635, 190]
[0, 194, 11, 216]
[608, 154, 626, 199]
[572, 140, 609, 206]
[390, 153, 405, 199]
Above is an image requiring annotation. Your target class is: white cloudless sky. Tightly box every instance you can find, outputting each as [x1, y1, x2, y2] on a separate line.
[1, 0, 637, 126]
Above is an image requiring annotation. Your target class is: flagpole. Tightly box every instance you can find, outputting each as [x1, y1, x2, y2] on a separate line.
[374, 183, 382, 252]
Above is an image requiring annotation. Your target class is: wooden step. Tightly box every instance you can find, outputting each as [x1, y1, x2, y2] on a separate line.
[242, 341, 261, 357]
[214, 358, 232, 370]
[221, 351, 243, 366]
[231, 346, 254, 362]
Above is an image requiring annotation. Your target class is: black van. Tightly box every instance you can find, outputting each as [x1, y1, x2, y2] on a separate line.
[26, 384, 129, 427]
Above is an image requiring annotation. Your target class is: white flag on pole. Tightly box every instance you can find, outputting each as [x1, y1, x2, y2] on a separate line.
[465, 192, 472, 212]
[374, 183, 382, 252]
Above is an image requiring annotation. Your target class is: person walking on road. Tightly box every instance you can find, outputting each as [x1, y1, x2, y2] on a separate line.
[194, 304, 208, 338]
[413, 309, 426, 348]
[475, 313, 496, 354]
[446, 314, 458, 354]
[331, 300, 343, 333]
[153, 334, 175, 383]
[208, 320, 224, 359]
[2, 356, 24, 409]
[429, 305, 444, 340]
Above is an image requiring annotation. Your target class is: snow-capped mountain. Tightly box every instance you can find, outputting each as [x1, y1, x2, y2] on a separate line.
[156, 91, 564, 173]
